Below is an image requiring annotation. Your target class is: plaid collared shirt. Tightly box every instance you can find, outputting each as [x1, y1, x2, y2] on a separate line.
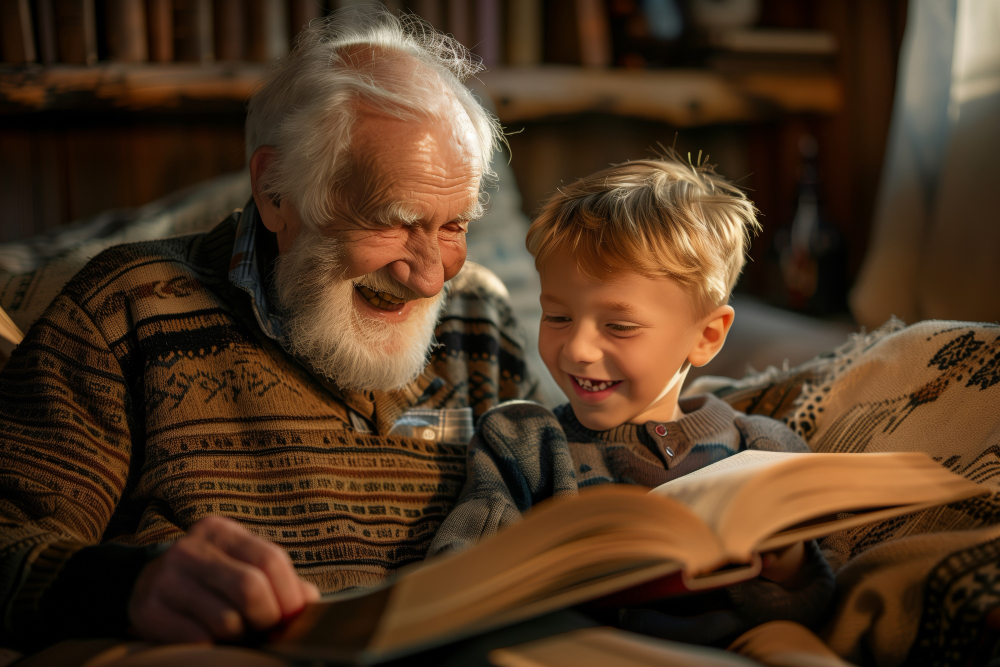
[228, 199, 285, 342]
[226, 200, 478, 445]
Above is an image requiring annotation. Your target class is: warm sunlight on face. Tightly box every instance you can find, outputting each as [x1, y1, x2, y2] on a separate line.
[538, 247, 708, 431]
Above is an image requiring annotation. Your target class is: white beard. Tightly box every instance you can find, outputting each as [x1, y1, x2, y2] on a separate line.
[272, 227, 445, 392]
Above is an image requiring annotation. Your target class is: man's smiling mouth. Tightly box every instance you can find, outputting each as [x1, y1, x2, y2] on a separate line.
[570, 375, 623, 393]
[356, 284, 409, 312]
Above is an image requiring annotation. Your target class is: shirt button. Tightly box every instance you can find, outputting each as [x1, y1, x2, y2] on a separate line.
[654, 424, 668, 436]
[421, 428, 436, 440]
[665, 446, 675, 458]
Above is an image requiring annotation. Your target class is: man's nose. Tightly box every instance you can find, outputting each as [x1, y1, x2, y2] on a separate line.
[388, 230, 444, 298]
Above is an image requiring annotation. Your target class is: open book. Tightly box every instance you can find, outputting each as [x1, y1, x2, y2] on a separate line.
[0, 305, 22, 362]
[269, 450, 983, 665]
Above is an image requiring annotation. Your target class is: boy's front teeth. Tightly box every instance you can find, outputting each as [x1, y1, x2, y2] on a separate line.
[574, 376, 615, 392]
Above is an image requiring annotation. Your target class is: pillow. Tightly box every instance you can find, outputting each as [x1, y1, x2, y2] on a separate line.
[690, 318, 1000, 463]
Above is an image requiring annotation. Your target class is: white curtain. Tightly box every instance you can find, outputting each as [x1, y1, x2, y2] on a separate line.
[851, 0, 1000, 328]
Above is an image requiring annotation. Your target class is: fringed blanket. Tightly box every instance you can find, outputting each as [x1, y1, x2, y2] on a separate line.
[689, 319, 1000, 666]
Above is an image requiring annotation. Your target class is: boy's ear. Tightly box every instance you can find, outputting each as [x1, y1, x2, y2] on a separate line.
[688, 304, 735, 368]
[249, 145, 286, 235]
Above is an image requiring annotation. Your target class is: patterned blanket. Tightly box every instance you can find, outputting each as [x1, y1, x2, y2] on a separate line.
[688, 319, 1000, 666]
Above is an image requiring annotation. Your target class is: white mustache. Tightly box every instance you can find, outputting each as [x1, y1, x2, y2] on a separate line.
[353, 269, 422, 301]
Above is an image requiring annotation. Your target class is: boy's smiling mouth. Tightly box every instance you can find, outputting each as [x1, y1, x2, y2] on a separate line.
[569, 374, 623, 398]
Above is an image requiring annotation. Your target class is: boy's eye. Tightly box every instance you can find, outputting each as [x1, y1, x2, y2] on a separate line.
[542, 315, 571, 326]
[607, 323, 640, 334]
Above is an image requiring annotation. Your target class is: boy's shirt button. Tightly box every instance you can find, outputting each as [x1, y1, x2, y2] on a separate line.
[664, 446, 675, 458]
[654, 424, 668, 437]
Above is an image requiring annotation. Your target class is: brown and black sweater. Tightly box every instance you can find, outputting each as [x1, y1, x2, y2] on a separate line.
[0, 214, 535, 648]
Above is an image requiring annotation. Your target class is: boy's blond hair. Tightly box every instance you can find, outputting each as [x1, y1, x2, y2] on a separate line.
[526, 152, 761, 317]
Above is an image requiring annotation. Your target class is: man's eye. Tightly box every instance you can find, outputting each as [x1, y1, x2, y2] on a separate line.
[607, 323, 640, 334]
[444, 221, 469, 234]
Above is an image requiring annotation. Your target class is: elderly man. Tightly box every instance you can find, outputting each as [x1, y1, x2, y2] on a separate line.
[0, 12, 535, 650]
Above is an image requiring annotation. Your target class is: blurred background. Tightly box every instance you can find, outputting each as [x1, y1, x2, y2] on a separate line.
[0, 0, 998, 384]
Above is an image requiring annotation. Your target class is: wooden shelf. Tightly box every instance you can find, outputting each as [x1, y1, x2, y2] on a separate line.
[476, 66, 842, 126]
[0, 63, 841, 126]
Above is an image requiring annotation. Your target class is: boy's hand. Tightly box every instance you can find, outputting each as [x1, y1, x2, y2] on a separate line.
[759, 541, 807, 585]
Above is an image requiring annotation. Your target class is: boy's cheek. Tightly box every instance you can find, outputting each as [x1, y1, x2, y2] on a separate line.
[537, 331, 559, 374]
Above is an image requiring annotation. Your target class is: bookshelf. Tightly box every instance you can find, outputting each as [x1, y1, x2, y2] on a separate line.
[2, 0, 906, 313]
[0, 63, 841, 124]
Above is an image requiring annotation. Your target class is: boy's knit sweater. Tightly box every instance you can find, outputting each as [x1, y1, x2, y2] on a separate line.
[429, 396, 834, 642]
[429, 394, 811, 554]
[0, 214, 534, 648]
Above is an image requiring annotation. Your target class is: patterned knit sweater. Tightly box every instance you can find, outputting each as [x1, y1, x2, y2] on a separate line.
[0, 214, 535, 647]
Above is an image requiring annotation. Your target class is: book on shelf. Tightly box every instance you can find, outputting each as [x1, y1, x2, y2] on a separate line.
[574, 0, 611, 67]
[446, 0, 472, 52]
[473, 0, 501, 68]
[289, 0, 323, 43]
[54, 0, 98, 65]
[247, 0, 289, 62]
[505, 0, 541, 67]
[410, 0, 444, 34]
[267, 449, 983, 665]
[213, 0, 246, 61]
[35, 0, 59, 63]
[705, 28, 839, 75]
[1, 0, 36, 63]
[544, 0, 611, 68]
[146, 0, 174, 62]
[106, 0, 148, 62]
[173, 0, 213, 62]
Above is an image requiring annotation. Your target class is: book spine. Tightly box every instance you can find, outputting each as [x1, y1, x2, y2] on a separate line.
[54, 0, 98, 64]
[575, 0, 611, 67]
[106, 0, 149, 62]
[445, 0, 471, 48]
[212, 0, 245, 61]
[247, 0, 289, 62]
[36, 0, 60, 63]
[1, 0, 37, 63]
[289, 0, 322, 44]
[410, 0, 442, 31]
[146, 0, 173, 62]
[382, 0, 404, 18]
[505, 0, 540, 66]
[173, 0, 213, 62]
[473, 0, 500, 67]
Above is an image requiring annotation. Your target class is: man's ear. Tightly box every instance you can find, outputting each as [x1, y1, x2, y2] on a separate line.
[249, 145, 286, 235]
[688, 304, 735, 368]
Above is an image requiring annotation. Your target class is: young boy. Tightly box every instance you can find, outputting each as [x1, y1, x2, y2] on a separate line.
[429, 154, 833, 642]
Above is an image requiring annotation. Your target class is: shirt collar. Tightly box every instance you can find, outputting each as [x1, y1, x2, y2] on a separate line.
[228, 198, 285, 343]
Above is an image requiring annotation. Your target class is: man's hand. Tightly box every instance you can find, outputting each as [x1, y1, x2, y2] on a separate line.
[128, 516, 321, 643]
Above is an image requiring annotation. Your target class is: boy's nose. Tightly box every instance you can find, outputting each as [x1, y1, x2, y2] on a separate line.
[563, 328, 602, 366]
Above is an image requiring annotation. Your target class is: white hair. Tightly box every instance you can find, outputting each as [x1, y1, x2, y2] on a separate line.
[245, 8, 502, 231]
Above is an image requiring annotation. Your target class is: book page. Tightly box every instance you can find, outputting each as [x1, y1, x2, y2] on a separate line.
[648, 451, 800, 533]
[489, 627, 759, 667]
[0, 306, 23, 358]
[651, 450, 986, 560]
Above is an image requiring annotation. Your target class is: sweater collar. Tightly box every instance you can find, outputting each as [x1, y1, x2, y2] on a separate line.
[558, 393, 737, 445]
